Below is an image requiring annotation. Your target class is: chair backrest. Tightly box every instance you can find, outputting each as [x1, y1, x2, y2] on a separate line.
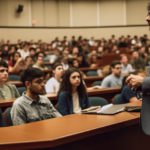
[87, 71, 98, 77]
[113, 94, 121, 104]
[93, 81, 102, 86]
[9, 75, 20, 81]
[43, 59, 50, 62]
[45, 65, 52, 69]
[3, 107, 13, 126]
[17, 87, 26, 96]
[89, 97, 108, 107]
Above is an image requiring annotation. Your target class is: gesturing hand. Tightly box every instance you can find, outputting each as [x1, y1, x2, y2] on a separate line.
[126, 74, 144, 88]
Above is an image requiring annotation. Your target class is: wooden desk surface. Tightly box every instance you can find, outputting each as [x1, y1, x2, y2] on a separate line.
[0, 98, 16, 107]
[0, 102, 141, 150]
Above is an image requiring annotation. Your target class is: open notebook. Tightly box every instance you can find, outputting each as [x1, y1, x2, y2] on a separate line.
[81, 104, 126, 115]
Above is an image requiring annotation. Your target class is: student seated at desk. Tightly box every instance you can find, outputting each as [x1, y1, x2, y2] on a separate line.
[120, 54, 134, 75]
[101, 60, 123, 88]
[120, 71, 147, 104]
[68, 58, 86, 77]
[0, 60, 20, 100]
[45, 63, 64, 94]
[58, 67, 91, 116]
[68, 58, 102, 90]
[49, 48, 60, 63]
[11, 68, 61, 126]
[32, 56, 48, 70]
[8, 52, 24, 73]
[77, 53, 90, 68]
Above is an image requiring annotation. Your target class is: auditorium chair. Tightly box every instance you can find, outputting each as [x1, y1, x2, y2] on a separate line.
[93, 81, 102, 86]
[17, 87, 26, 96]
[113, 94, 121, 104]
[87, 71, 98, 76]
[89, 97, 108, 107]
[9, 75, 20, 81]
[45, 65, 52, 69]
[3, 107, 13, 126]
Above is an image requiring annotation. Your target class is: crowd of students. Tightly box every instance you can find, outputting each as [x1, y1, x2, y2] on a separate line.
[0, 34, 149, 127]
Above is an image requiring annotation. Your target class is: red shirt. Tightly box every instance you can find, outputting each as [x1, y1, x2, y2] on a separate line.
[8, 60, 15, 67]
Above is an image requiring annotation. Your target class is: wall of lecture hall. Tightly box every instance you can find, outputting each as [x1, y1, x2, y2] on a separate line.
[0, 0, 149, 43]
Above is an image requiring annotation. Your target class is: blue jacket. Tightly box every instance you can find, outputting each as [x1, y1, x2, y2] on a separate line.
[58, 91, 91, 116]
[0, 107, 6, 127]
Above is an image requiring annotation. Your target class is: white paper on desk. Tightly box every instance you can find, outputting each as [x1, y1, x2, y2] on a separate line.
[97, 104, 113, 113]
[97, 104, 126, 114]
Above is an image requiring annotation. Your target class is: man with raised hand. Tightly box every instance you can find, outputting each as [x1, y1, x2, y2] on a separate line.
[126, 3, 150, 135]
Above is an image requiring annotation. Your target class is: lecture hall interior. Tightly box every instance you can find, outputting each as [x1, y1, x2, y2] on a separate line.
[0, 0, 150, 150]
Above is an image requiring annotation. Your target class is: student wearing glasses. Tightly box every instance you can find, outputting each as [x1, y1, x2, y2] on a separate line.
[11, 68, 61, 126]
[58, 67, 91, 116]
[101, 60, 123, 88]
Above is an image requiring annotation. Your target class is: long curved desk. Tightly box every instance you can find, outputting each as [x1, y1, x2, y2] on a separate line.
[0, 102, 150, 150]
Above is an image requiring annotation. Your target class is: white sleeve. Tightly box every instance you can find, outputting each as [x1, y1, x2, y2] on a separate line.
[50, 55, 56, 63]
[45, 79, 55, 93]
[101, 78, 110, 88]
[128, 64, 133, 72]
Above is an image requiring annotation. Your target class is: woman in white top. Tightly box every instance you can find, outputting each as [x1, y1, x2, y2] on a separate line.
[58, 67, 91, 116]
[45, 63, 64, 94]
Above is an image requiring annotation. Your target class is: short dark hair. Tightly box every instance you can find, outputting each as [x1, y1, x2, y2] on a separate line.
[58, 67, 86, 98]
[36, 56, 43, 61]
[62, 47, 69, 53]
[131, 50, 138, 54]
[21, 68, 44, 86]
[29, 48, 36, 52]
[1, 50, 8, 57]
[12, 52, 21, 63]
[0, 60, 8, 68]
[68, 58, 78, 67]
[25, 56, 32, 61]
[110, 60, 121, 68]
[52, 62, 63, 70]
[36, 51, 45, 57]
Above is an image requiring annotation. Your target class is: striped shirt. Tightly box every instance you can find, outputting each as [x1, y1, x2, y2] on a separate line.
[11, 92, 61, 125]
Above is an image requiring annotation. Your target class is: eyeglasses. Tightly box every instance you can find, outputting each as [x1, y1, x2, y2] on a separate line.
[115, 67, 122, 70]
[33, 79, 45, 85]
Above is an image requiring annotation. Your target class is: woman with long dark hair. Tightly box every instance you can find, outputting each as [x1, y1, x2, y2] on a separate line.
[77, 53, 89, 68]
[8, 52, 24, 72]
[58, 67, 91, 116]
